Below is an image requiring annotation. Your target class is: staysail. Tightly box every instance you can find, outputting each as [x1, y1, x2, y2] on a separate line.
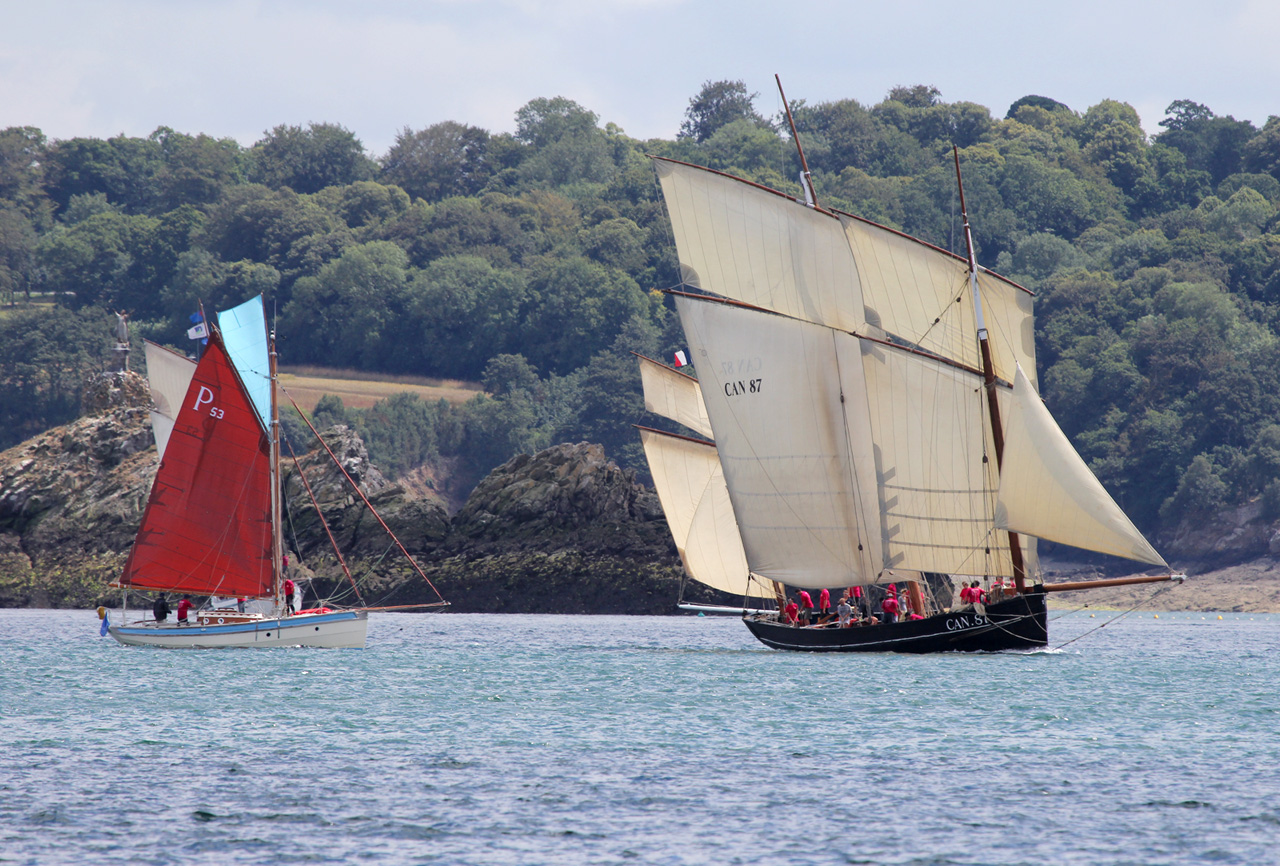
[995, 365, 1166, 566]
[143, 341, 196, 460]
[120, 335, 275, 597]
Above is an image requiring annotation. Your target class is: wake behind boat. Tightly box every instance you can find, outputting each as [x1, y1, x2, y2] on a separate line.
[637, 81, 1181, 652]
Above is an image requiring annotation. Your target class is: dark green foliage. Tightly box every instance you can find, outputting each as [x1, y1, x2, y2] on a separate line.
[382, 121, 491, 203]
[9, 88, 1280, 540]
[0, 306, 112, 449]
[248, 123, 376, 194]
[679, 80, 772, 143]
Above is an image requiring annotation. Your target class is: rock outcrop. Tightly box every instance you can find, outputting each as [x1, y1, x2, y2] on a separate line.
[404, 442, 690, 613]
[0, 405, 155, 606]
[0, 412, 696, 613]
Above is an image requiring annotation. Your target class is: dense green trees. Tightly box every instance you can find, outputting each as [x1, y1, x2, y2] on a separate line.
[9, 82, 1280, 540]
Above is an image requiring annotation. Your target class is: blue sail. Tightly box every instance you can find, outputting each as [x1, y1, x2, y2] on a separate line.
[217, 296, 271, 431]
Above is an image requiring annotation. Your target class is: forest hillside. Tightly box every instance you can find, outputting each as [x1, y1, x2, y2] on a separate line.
[5, 82, 1280, 548]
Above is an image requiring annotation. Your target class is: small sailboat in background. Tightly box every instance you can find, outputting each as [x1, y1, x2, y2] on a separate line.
[641, 83, 1181, 651]
[107, 296, 445, 648]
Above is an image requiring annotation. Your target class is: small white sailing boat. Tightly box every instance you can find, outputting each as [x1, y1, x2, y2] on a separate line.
[643, 106, 1182, 651]
[107, 297, 442, 648]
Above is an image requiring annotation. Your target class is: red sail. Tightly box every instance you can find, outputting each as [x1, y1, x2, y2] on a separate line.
[121, 336, 275, 597]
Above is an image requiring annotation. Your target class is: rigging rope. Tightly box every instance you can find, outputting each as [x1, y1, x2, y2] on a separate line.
[1052, 583, 1180, 651]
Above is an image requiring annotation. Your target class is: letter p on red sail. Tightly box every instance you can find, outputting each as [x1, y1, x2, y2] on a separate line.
[192, 385, 215, 412]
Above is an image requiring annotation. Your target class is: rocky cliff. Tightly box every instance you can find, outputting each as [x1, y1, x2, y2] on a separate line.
[0, 397, 698, 613]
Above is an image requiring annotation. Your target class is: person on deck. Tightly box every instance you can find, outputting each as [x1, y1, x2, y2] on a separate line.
[176, 595, 193, 625]
[797, 590, 814, 625]
[881, 585, 900, 624]
[152, 594, 170, 623]
[837, 596, 853, 628]
[783, 597, 800, 626]
[853, 585, 867, 619]
[283, 578, 296, 615]
[236, 597, 246, 614]
[959, 583, 973, 605]
[818, 588, 831, 621]
[970, 581, 984, 604]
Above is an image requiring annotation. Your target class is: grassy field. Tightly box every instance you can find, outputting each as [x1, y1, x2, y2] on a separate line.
[278, 366, 483, 411]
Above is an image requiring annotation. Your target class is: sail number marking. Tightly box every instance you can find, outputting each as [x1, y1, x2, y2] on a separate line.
[720, 357, 762, 398]
[192, 385, 225, 419]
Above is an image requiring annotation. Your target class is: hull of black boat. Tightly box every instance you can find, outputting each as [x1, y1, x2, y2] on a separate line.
[742, 591, 1047, 653]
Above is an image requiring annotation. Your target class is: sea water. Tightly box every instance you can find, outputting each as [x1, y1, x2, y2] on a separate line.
[2, 608, 1279, 866]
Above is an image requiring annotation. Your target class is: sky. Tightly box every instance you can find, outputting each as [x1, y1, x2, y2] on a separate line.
[4, 0, 1280, 157]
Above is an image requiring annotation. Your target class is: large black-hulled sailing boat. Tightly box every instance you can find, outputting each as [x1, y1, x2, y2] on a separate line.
[641, 94, 1180, 652]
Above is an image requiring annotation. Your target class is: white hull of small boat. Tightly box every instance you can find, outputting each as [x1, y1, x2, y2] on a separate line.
[108, 609, 368, 649]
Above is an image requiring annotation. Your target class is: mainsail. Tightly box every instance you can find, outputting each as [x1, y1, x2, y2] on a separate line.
[657, 156, 1155, 589]
[120, 335, 275, 598]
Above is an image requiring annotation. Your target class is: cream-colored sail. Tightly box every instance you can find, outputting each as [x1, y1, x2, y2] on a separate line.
[144, 340, 196, 459]
[840, 216, 1035, 388]
[859, 338, 1012, 576]
[655, 158, 866, 332]
[675, 296, 881, 588]
[995, 365, 1166, 566]
[639, 428, 764, 598]
[637, 354, 713, 439]
[654, 157, 1035, 390]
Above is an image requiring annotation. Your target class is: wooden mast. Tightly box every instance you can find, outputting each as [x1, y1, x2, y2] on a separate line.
[953, 146, 1028, 594]
[775, 74, 816, 207]
[269, 322, 284, 606]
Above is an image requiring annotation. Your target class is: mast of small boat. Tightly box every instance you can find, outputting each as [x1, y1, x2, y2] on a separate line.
[953, 145, 1028, 594]
[269, 323, 284, 608]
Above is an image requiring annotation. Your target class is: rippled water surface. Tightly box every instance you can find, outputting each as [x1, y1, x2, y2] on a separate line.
[3, 608, 1280, 865]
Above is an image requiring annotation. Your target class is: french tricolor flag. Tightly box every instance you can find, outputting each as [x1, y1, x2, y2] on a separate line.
[673, 350, 688, 368]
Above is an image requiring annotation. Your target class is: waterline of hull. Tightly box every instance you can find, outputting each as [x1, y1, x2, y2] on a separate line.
[108, 610, 368, 648]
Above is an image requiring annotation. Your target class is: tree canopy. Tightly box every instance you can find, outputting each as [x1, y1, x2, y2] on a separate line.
[7, 84, 1280, 541]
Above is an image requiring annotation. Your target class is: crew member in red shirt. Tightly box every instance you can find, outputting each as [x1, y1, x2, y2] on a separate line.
[176, 595, 194, 625]
[783, 597, 800, 625]
[881, 584, 900, 624]
[283, 578, 296, 615]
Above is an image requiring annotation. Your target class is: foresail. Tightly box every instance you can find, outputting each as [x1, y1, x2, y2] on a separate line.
[637, 354, 713, 439]
[120, 336, 275, 597]
[995, 366, 1167, 566]
[675, 296, 880, 588]
[639, 428, 766, 598]
[143, 341, 196, 459]
[839, 215, 1036, 388]
[655, 158, 866, 332]
[218, 295, 271, 431]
